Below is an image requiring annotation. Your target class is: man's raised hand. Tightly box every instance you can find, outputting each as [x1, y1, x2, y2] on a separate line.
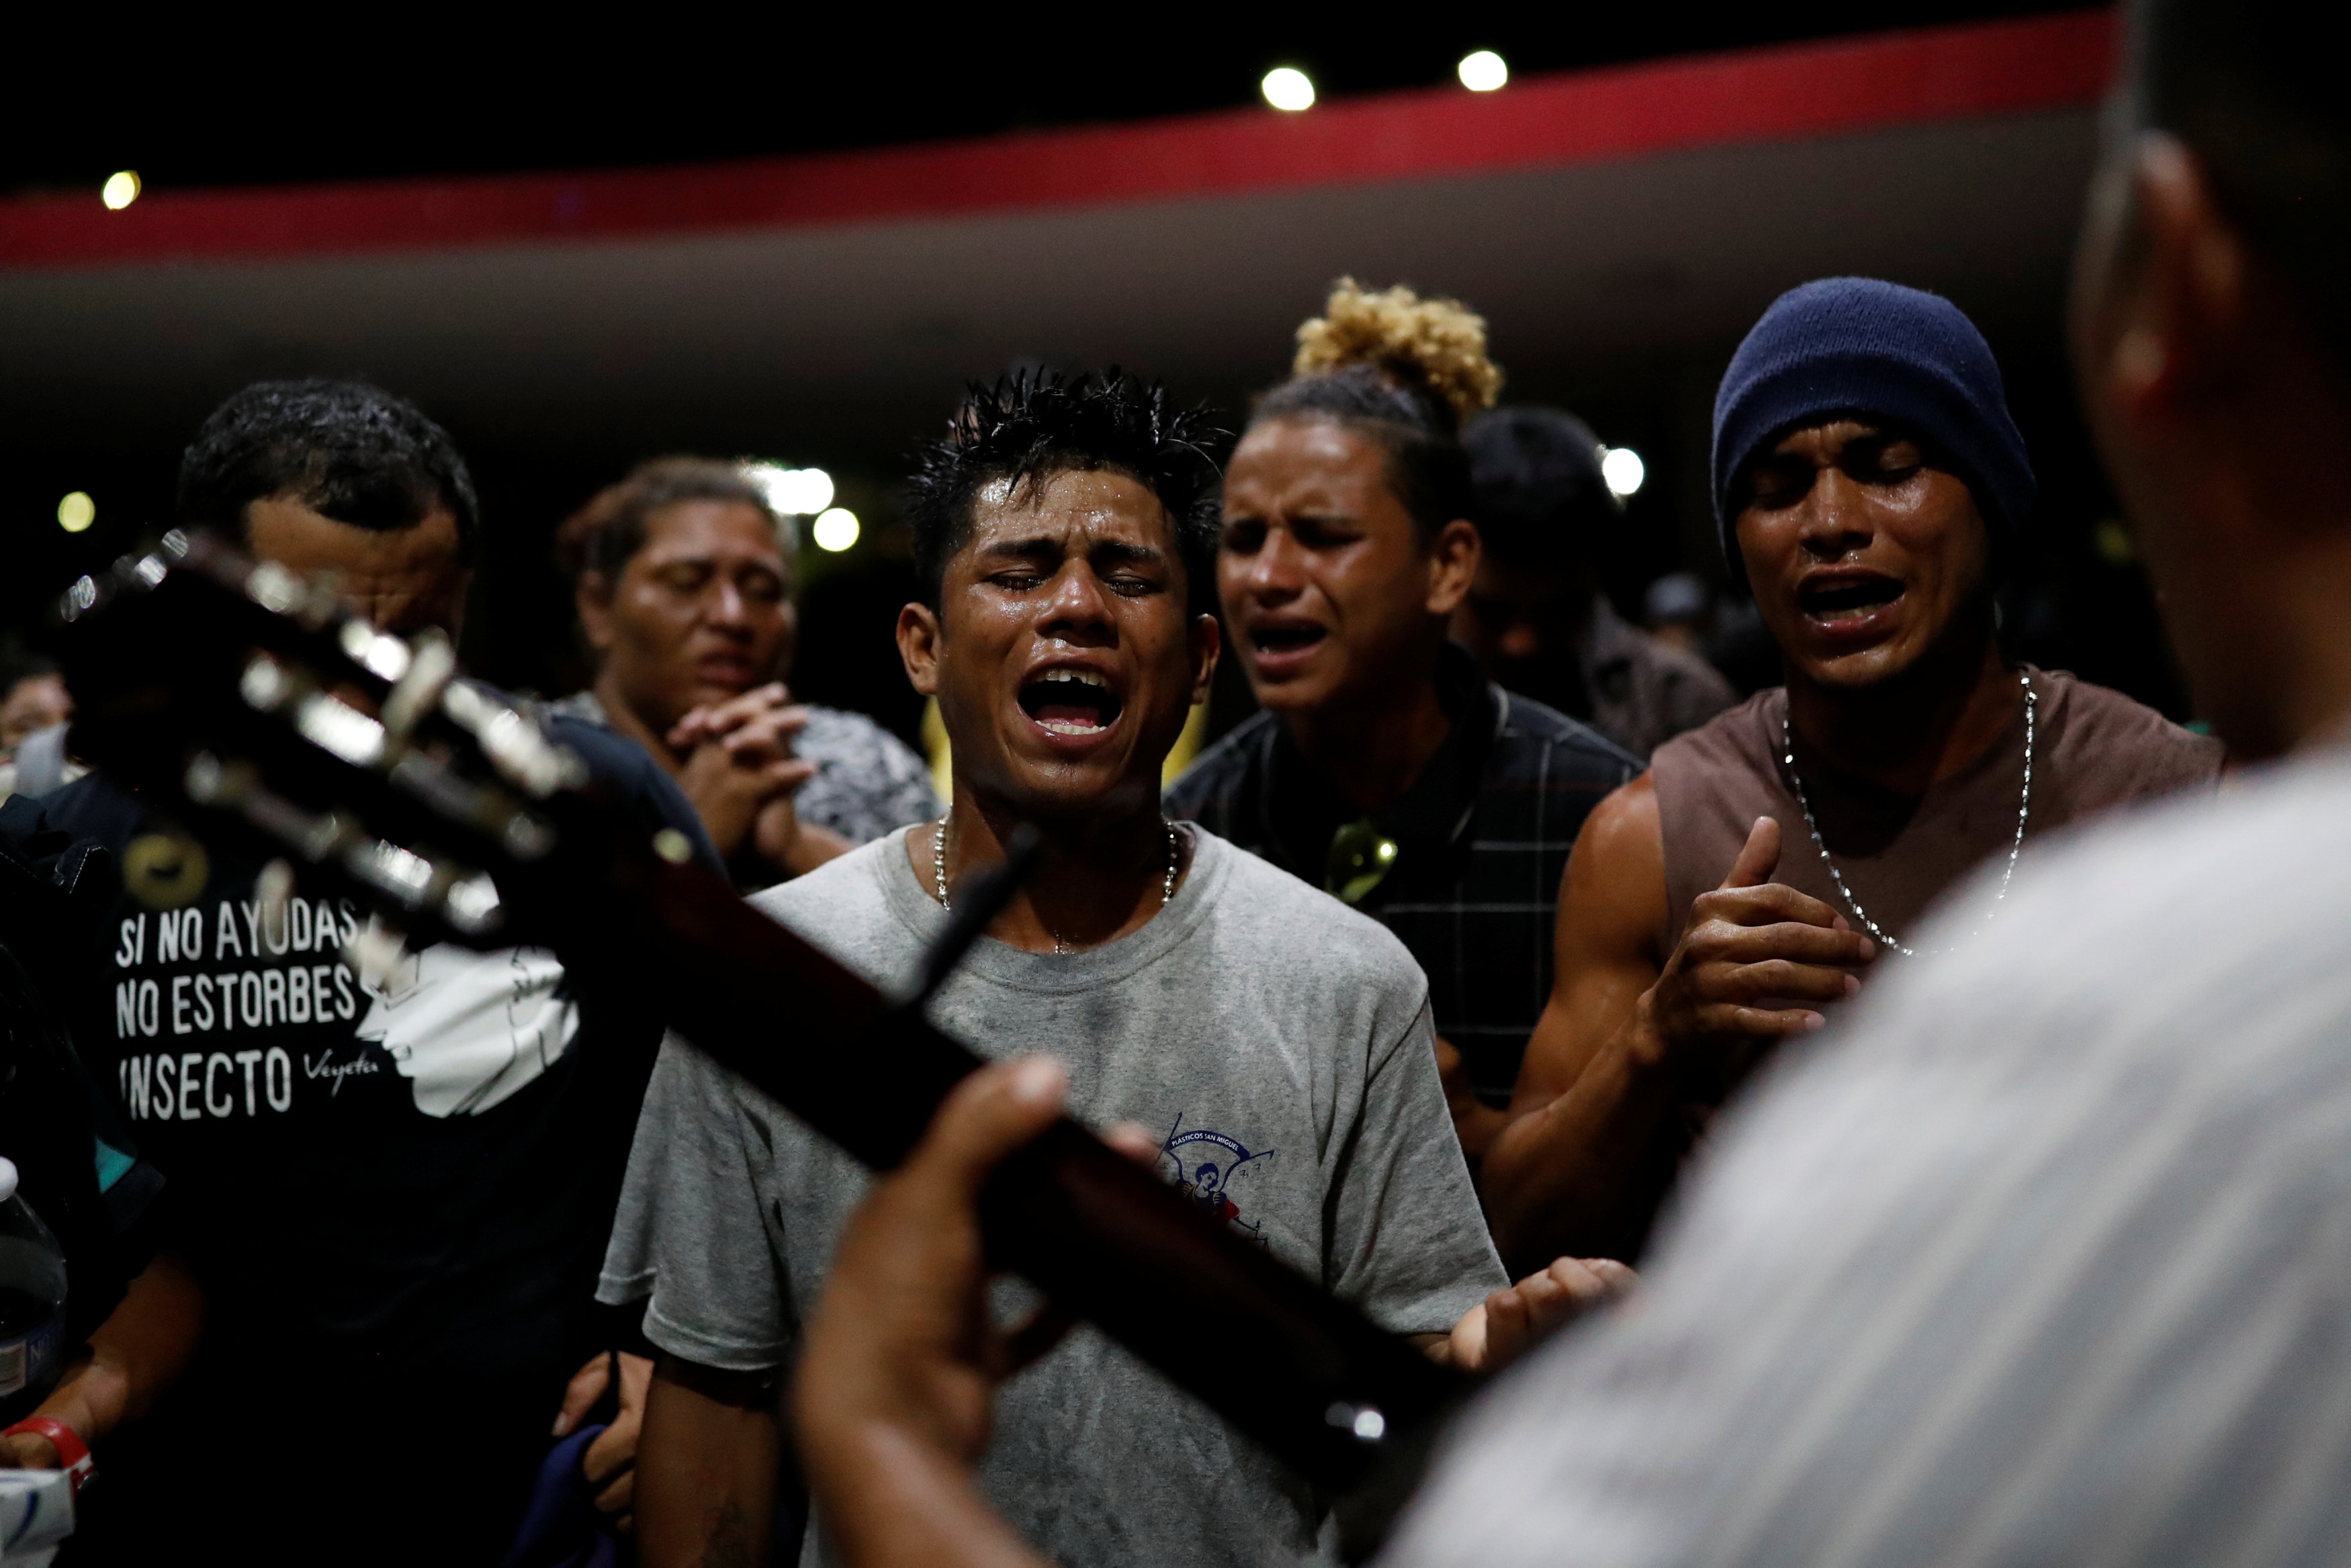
[1634, 816, 1874, 1100]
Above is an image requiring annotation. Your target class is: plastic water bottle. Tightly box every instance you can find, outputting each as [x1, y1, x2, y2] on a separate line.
[0, 1160, 66, 1427]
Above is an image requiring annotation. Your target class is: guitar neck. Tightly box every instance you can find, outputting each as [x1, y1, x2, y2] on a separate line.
[54, 535, 1467, 1522]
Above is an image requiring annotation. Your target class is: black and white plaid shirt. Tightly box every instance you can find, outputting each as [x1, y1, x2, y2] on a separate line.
[1167, 647, 1639, 1105]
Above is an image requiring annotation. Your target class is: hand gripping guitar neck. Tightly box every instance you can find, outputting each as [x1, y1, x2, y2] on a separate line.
[56, 533, 1464, 1555]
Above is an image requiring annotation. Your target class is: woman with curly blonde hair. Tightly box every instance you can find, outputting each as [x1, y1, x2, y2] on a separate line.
[1167, 279, 1640, 1168]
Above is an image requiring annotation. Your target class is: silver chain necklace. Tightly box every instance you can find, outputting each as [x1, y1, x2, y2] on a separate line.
[1781, 670, 2035, 958]
[932, 813, 1181, 955]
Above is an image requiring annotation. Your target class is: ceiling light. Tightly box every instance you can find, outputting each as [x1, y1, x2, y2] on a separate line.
[101, 171, 140, 210]
[1261, 67, 1315, 112]
[743, 463, 835, 516]
[1601, 447, 1646, 498]
[56, 492, 95, 533]
[1458, 51, 1508, 92]
[781, 467, 834, 515]
[812, 508, 860, 553]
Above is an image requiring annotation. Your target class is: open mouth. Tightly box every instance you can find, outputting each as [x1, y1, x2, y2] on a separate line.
[1250, 624, 1327, 657]
[694, 656, 756, 686]
[1798, 576, 1904, 622]
[1018, 670, 1124, 736]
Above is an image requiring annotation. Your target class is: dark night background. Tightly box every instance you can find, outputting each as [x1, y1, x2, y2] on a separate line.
[0, 2, 2182, 747]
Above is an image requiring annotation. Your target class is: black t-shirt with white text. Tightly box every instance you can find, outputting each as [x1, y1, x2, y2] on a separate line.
[42, 715, 711, 1466]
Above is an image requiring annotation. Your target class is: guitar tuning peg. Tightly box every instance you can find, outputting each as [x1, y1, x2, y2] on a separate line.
[243, 561, 335, 629]
[441, 874, 504, 938]
[256, 859, 296, 934]
[343, 917, 408, 993]
[382, 633, 457, 743]
[339, 618, 415, 684]
[441, 682, 588, 799]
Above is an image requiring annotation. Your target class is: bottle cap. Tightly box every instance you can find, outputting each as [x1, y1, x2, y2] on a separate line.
[0, 1159, 17, 1205]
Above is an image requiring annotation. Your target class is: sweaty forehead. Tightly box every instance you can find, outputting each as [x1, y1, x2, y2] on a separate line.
[1226, 418, 1386, 506]
[969, 467, 1171, 544]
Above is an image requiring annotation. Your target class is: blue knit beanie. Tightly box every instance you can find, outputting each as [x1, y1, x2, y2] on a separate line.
[1710, 278, 2033, 582]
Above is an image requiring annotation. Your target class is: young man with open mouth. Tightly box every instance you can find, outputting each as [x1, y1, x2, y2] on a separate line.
[1168, 282, 1641, 1167]
[601, 373, 1621, 1568]
[1479, 279, 2224, 1273]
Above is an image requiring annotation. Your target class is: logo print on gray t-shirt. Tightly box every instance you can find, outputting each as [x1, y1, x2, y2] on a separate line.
[1158, 1114, 1277, 1242]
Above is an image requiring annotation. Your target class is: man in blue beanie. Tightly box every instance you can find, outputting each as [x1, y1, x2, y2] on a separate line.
[1479, 277, 2223, 1271]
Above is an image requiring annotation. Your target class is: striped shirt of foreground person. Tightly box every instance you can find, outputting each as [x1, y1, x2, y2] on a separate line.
[1385, 751, 2351, 1566]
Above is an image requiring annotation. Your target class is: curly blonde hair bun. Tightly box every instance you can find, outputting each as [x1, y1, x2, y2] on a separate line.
[1292, 278, 1503, 428]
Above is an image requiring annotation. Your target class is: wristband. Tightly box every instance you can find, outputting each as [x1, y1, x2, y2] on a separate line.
[4, 1417, 91, 1495]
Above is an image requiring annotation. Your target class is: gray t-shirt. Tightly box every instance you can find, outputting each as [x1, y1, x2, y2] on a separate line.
[600, 825, 1503, 1568]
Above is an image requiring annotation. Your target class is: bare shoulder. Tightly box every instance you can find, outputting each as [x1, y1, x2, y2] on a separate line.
[1560, 774, 1668, 961]
[1507, 776, 1668, 1113]
[1579, 773, 1662, 852]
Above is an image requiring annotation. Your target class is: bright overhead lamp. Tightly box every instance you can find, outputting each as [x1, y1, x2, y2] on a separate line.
[1601, 447, 1646, 498]
[1458, 51, 1508, 92]
[56, 492, 96, 533]
[744, 463, 836, 516]
[811, 508, 860, 553]
[1261, 67, 1315, 112]
[101, 171, 140, 210]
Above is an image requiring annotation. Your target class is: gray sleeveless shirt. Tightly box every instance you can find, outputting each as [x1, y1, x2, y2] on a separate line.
[1650, 667, 2223, 953]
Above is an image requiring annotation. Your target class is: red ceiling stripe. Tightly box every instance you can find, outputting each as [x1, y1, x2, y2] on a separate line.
[0, 9, 2115, 271]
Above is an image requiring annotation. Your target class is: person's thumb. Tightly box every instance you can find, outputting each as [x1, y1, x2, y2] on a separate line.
[1720, 815, 1781, 890]
[903, 1057, 1068, 1195]
[553, 1354, 609, 1436]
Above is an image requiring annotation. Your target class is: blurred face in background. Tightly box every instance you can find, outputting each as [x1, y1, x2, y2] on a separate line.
[899, 468, 1214, 822]
[245, 496, 471, 639]
[578, 500, 795, 737]
[1732, 418, 1992, 692]
[0, 674, 69, 748]
[1220, 416, 1476, 722]
[1452, 554, 1592, 710]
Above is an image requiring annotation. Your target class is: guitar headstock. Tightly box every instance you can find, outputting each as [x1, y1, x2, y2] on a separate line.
[57, 530, 642, 953]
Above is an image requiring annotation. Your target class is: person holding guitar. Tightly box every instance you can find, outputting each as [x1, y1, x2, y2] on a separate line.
[603, 371, 1627, 1568]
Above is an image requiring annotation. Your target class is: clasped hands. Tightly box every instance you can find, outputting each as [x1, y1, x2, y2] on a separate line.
[668, 682, 818, 871]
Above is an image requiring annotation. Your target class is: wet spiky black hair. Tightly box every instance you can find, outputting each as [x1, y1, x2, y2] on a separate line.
[906, 369, 1226, 614]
